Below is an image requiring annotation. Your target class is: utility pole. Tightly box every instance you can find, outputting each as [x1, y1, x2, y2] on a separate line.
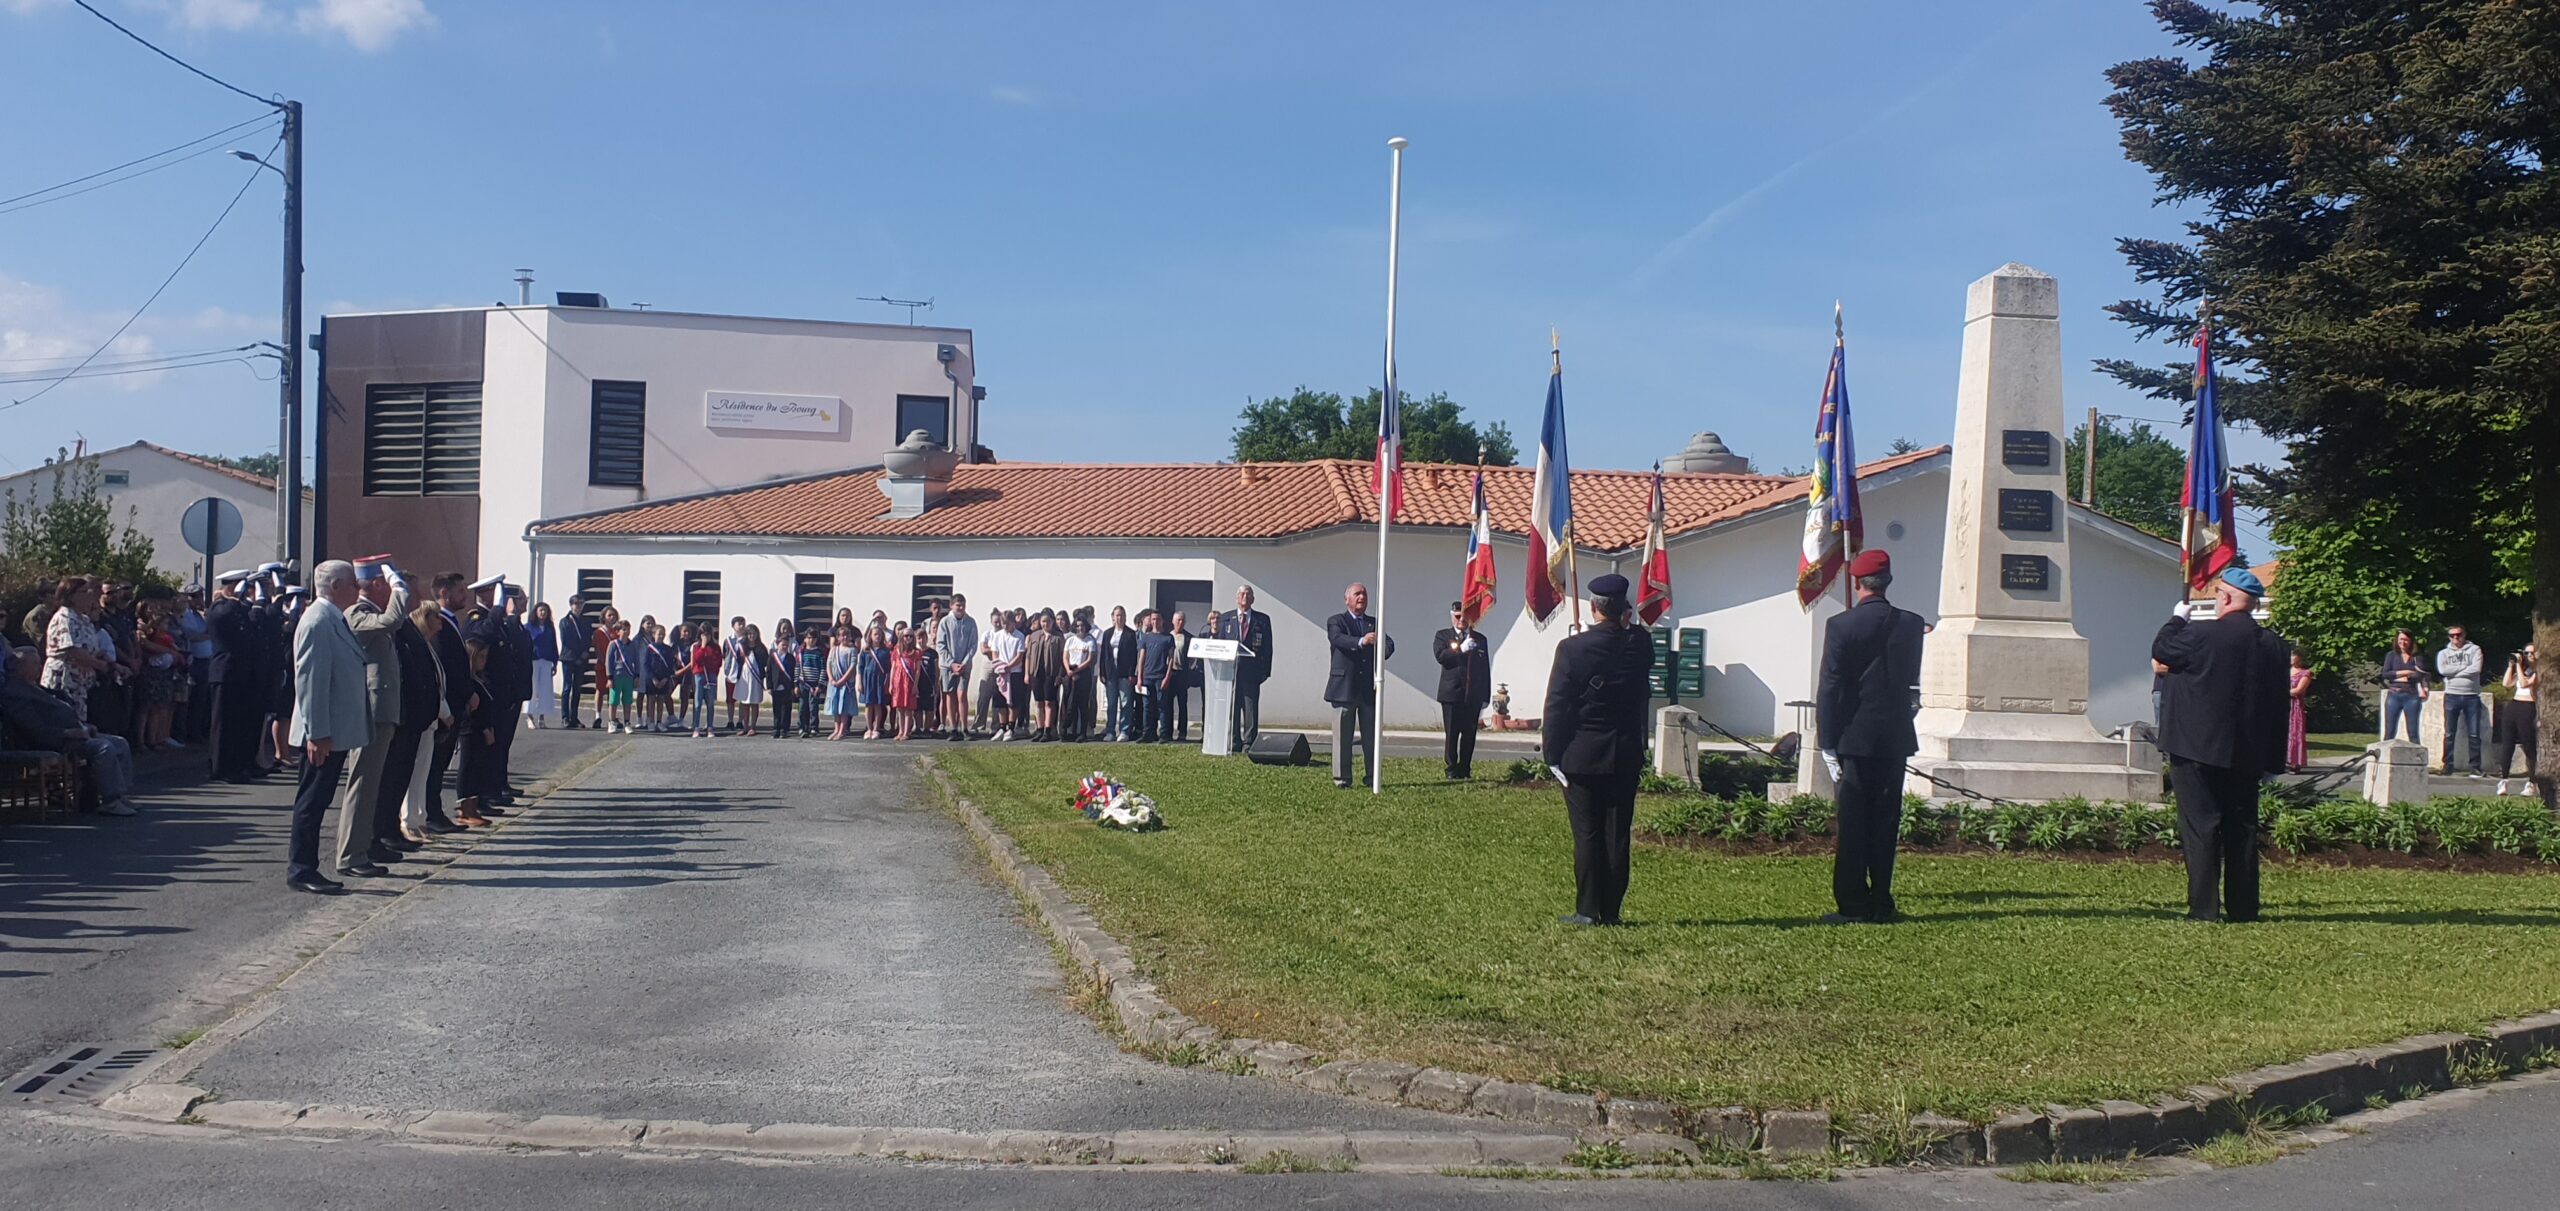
[2082, 404, 2098, 506]
[276, 100, 304, 568]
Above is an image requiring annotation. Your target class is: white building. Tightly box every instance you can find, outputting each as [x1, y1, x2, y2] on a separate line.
[520, 447, 2179, 735]
[0, 442, 311, 585]
[315, 298, 978, 582]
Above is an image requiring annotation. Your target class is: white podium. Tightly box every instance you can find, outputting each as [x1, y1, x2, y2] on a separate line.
[1191, 637, 1244, 756]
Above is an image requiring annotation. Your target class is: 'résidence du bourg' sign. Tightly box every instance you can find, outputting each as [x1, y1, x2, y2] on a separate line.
[705, 391, 844, 434]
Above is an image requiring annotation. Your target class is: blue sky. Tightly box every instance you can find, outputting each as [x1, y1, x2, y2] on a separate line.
[0, 0, 2274, 551]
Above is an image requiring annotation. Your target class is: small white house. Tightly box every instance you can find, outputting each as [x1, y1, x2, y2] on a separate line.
[520, 447, 2179, 734]
[0, 442, 311, 585]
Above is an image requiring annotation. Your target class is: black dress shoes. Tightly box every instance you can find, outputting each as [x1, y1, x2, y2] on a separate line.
[336, 863, 391, 878]
[368, 846, 410, 865]
[1818, 912, 1862, 926]
[423, 818, 464, 835]
[1556, 913, 1599, 927]
[287, 873, 345, 895]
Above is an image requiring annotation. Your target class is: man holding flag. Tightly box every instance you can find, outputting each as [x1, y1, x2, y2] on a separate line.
[2181, 310, 2239, 592]
[1526, 338, 1576, 629]
[1797, 305, 1862, 609]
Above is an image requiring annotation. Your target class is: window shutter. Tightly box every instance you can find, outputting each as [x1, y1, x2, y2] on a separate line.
[590, 380, 646, 488]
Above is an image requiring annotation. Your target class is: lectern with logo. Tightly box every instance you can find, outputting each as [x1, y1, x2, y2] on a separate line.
[1190, 637, 1246, 755]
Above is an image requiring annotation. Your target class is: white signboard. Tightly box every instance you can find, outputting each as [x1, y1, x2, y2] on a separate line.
[1189, 637, 1242, 662]
[705, 391, 844, 434]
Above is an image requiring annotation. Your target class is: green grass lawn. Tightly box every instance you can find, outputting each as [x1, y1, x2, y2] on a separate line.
[934, 746, 2560, 1120]
[2306, 731, 2374, 759]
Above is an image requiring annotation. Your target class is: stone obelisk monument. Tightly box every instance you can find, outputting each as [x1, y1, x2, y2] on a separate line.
[1906, 264, 2157, 802]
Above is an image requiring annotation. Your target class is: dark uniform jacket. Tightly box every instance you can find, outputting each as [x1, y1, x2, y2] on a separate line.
[392, 618, 444, 734]
[1816, 595, 1929, 759]
[209, 597, 260, 686]
[1540, 623, 1656, 777]
[1217, 609, 1274, 688]
[1324, 612, 1394, 705]
[558, 610, 591, 672]
[433, 609, 477, 721]
[1433, 626, 1493, 707]
[2151, 611, 2290, 774]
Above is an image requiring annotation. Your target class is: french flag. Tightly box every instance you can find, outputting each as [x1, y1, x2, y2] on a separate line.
[1374, 363, 1404, 521]
[1459, 467, 1498, 626]
[1526, 354, 1573, 628]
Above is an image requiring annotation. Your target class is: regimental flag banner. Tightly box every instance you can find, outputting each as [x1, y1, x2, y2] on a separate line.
[2181, 317, 2239, 592]
[1794, 319, 1862, 609]
[1636, 463, 1672, 626]
[1459, 467, 1498, 627]
[1374, 361, 1405, 521]
[1525, 349, 1575, 628]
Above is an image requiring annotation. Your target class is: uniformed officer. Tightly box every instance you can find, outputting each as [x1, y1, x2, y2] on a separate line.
[1816, 548, 1927, 924]
[2152, 565, 2289, 922]
[1541, 573, 1656, 926]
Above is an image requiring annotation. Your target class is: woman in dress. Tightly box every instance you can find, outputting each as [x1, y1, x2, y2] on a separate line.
[860, 625, 892, 739]
[827, 626, 860, 740]
[890, 630, 921, 741]
[592, 606, 621, 710]
[42, 577, 116, 726]
[525, 601, 561, 729]
[2285, 648, 2313, 774]
[734, 623, 768, 736]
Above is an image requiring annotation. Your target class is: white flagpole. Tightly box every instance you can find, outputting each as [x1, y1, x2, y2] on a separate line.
[1373, 136, 1406, 796]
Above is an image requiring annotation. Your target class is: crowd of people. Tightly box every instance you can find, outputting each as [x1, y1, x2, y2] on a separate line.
[2372, 624, 2539, 790]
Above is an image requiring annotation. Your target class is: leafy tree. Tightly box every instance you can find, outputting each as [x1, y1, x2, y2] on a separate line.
[204, 451, 281, 480]
[1885, 436, 1921, 456]
[1, 449, 162, 586]
[2101, 0, 2553, 794]
[2063, 419, 2184, 541]
[1232, 387, 1518, 465]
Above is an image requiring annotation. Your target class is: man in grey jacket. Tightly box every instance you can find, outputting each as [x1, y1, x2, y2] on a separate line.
[333, 556, 412, 878]
[286, 561, 374, 895]
[2438, 625, 2486, 776]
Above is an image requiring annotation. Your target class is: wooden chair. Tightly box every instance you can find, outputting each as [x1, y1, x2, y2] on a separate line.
[1, 751, 76, 824]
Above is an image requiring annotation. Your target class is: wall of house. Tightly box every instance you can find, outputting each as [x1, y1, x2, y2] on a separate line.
[477, 308, 975, 588]
[523, 465, 2179, 738]
[315, 309, 487, 574]
[0, 450, 309, 584]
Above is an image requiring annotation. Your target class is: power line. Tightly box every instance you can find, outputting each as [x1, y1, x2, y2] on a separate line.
[0, 353, 267, 386]
[0, 343, 262, 366]
[0, 112, 277, 210]
[69, 0, 277, 109]
[3, 133, 282, 413]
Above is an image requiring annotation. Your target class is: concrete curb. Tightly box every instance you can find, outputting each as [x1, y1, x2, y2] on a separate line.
[921, 757, 2560, 1166]
[92, 1086, 1588, 1171]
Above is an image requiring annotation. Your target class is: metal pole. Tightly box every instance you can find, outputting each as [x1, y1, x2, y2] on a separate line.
[2083, 404, 2098, 506]
[1373, 136, 1406, 796]
[278, 99, 304, 568]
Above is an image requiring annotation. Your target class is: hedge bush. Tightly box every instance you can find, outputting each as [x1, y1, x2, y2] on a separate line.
[1639, 789, 2560, 865]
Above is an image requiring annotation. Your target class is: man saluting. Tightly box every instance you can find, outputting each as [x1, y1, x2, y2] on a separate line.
[1816, 549, 1926, 925]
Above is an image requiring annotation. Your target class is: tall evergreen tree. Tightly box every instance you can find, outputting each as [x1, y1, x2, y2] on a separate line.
[2102, 0, 2556, 796]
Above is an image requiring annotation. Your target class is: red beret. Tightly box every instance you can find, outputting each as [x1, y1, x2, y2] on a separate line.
[1849, 549, 1891, 578]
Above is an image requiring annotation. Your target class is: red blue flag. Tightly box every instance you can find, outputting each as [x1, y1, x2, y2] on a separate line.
[2182, 318, 2238, 591]
[1459, 467, 1497, 627]
[1795, 318, 1861, 609]
[1525, 350, 1574, 628]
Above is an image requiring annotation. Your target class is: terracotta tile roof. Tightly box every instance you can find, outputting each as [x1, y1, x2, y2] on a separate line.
[531, 447, 1951, 553]
[136, 442, 280, 491]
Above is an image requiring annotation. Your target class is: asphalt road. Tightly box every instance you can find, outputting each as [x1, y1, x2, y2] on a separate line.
[0, 728, 599, 1080]
[174, 732, 1521, 1131]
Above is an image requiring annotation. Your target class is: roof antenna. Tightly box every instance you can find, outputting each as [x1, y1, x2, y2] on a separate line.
[858, 295, 934, 325]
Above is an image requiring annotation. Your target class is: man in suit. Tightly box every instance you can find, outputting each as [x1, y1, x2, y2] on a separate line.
[462, 577, 520, 809]
[558, 593, 592, 729]
[1096, 605, 1141, 742]
[1542, 574, 1655, 925]
[1324, 583, 1395, 789]
[330, 556, 413, 879]
[286, 561, 374, 895]
[1815, 549, 1928, 925]
[382, 583, 450, 843]
[425, 571, 479, 825]
[2152, 565, 2290, 922]
[1434, 601, 1494, 779]
[1218, 586, 1274, 749]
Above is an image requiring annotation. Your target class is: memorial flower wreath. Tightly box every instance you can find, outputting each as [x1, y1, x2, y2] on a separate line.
[1070, 772, 1164, 832]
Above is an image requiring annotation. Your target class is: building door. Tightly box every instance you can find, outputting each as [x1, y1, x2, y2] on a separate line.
[1151, 579, 1212, 632]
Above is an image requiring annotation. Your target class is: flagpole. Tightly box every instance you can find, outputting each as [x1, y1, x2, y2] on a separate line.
[1836, 301, 1854, 611]
[1373, 135, 1406, 797]
[1556, 329, 1582, 633]
[2179, 300, 2207, 604]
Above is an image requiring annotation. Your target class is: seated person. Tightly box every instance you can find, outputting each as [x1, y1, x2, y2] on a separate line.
[2, 645, 136, 816]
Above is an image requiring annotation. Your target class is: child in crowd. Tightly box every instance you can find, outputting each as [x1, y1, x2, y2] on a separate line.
[860, 625, 891, 739]
[890, 630, 921, 741]
[454, 637, 500, 826]
[827, 626, 859, 740]
[643, 621, 678, 733]
[605, 620, 641, 734]
[686, 624, 721, 738]
[794, 625, 828, 737]
[136, 600, 185, 751]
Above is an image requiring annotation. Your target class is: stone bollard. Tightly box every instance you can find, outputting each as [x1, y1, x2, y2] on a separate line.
[2363, 740, 2430, 806]
[1654, 706, 1701, 787]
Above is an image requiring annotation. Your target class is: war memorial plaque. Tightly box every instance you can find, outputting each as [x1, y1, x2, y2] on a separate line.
[1997, 488, 2055, 533]
[2000, 428, 2052, 467]
[1999, 553, 2050, 592]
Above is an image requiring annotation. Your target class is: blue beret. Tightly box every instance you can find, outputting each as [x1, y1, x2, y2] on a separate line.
[2220, 566, 2266, 597]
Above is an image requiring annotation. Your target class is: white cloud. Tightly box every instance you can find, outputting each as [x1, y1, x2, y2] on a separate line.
[987, 84, 1041, 107]
[1, 0, 66, 15]
[176, 0, 267, 32]
[296, 0, 430, 52]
